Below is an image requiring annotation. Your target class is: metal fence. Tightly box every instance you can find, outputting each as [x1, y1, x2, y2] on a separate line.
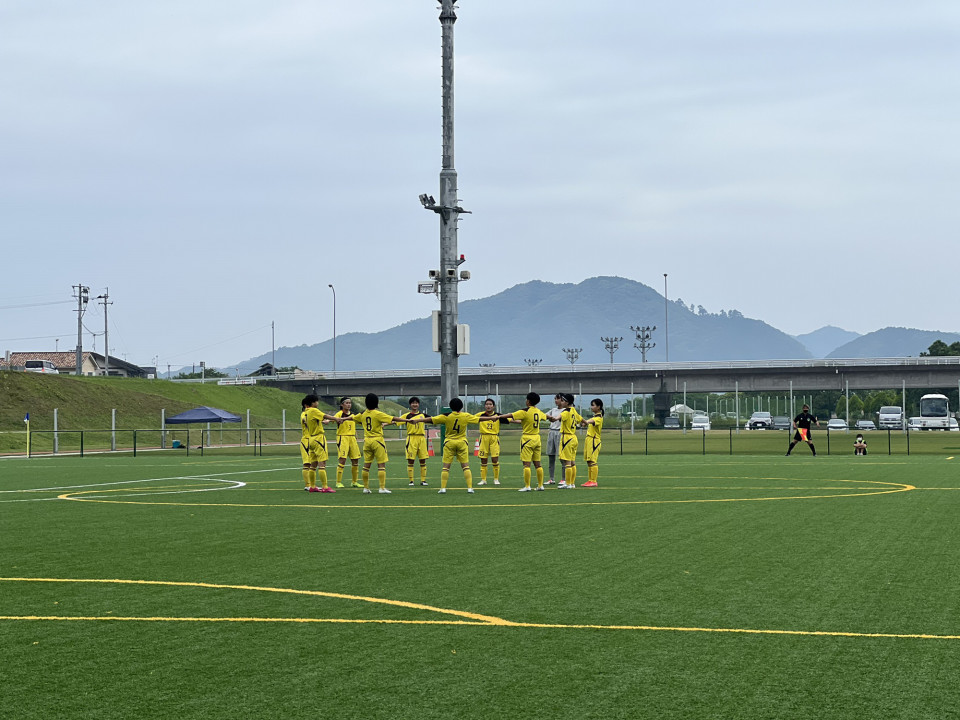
[2, 425, 956, 459]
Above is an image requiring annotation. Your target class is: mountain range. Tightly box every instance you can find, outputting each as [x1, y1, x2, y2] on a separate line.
[228, 277, 959, 373]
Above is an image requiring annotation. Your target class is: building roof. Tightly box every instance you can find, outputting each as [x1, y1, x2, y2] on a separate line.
[0, 351, 149, 375]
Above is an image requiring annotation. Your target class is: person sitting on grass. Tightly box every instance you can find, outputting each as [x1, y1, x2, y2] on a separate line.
[854, 434, 867, 456]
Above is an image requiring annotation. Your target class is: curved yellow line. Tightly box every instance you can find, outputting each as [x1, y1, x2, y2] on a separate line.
[0, 577, 511, 625]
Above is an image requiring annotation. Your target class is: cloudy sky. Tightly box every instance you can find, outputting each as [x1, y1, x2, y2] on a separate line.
[3, 0, 959, 370]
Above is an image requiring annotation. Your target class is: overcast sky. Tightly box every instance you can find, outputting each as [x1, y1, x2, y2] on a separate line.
[3, 0, 959, 370]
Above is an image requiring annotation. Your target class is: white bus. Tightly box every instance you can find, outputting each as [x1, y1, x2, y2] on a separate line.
[910, 393, 951, 430]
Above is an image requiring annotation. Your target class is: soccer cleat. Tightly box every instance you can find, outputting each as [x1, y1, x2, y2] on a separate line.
[535, 486, 544, 491]
[557, 483, 567, 489]
[352, 482, 364, 488]
[467, 488, 475, 494]
[335, 482, 345, 488]
[582, 481, 598, 487]
[304, 487, 311, 492]
[545, 479, 556, 485]
[362, 488, 372, 494]
[518, 486, 532, 492]
[320, 487, 336, 493]
[438, 488, 447, 494]
[379, 488, 392, 494]
[308, 486, 321, 493]
[420, 481, 429, 486]
[568, 484, 576, 489]
[493, 480, 500, 486]
[409, 481, 415, 486]
[476, 480, 487, 486]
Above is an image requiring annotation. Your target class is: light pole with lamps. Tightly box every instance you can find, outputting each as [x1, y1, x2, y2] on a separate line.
[562, 347, 582, 367]
[328, 284, 336, 372]
[663, 274, 669, 362]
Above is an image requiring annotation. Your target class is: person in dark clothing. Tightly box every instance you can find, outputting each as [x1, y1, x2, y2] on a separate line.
[786, 404, 820, 456]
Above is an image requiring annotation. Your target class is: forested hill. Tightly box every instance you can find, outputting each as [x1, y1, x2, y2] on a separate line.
[235, 277, 811, 372]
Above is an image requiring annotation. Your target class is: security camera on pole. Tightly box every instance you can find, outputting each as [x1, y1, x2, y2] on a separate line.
[420, 0, 472, 404]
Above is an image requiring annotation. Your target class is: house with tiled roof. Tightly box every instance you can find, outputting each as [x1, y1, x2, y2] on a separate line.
[0, 351, 154, 378]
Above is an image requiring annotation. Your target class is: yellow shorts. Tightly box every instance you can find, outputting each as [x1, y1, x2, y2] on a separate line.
[442, 438, 469, 465]
[363, 438, 388, 464]
[478, 435, 500, 460]
[559, 433, 579, 462]
[337, 435, 360, 461]
[519, 434, 542, 463]
[405, 434, 429, 461]
[584, 437, 601, 464]
[300, 436, 328, 465]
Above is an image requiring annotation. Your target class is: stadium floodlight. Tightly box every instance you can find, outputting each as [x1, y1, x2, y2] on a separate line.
[524, 358, 542, 367]
[562, 347, 582, 366]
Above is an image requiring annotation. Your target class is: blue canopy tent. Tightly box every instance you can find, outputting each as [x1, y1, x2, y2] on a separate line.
[165, 406, 242, 453]
[166, 406, 242, 424]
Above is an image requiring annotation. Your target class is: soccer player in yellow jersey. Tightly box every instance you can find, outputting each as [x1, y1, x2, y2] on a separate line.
[338, 393, 406, 495]
[400, 397, 430, 487]
[557, 393, 584, 489]
[333, 397, 363, 488]
[476, 398, 507, 486]
[407, 397, 479, 494]
[581, 398, 604, 487]
[299, 394, 340, 493]
[498, 392, 547, 492]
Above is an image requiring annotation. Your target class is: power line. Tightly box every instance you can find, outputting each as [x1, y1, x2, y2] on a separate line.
[0, 299, 73, 311]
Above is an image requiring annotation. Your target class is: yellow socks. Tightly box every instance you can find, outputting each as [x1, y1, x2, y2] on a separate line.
[589, 465, 598, 484]
[336, 466, 344, 485]
[464, 468, 473, 489]
[441, 469, 449, 489]
[362, 470, 370, 489]
[352, 465, 359, 483]
[408, 465, 415, 483]
[302, 468, 316, 488]
[420, 464, 427, 483]
[565, 466, 575, 486]
[523, 466, 531, 488]
[494, 464, 500, 481]
[480, 465, 488, 482]
[378, 470, 386, 489]
[318, 469, 328, 489]
[536, 466, 544, 488]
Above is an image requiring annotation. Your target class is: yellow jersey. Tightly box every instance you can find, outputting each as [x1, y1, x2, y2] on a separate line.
[334, 410, 356, 437]
[559, 407, 583, 435]
[478, 412, 505, 436]
[586, 414, 603, 440]
[401, 412, 427, 436]
[431, 412, 479, 441]
[300, 408, 325, 439]
[512, 407, 546, 436]
[353, 409, 394, 440]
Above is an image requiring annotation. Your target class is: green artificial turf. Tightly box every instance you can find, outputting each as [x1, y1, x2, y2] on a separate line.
[2, 450, 959, 719]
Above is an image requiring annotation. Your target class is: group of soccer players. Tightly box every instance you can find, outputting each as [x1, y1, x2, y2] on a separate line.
[299, 391, 605, 495]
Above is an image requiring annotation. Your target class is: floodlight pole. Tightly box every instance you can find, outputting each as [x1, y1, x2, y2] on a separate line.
[424, 0, 468, 404]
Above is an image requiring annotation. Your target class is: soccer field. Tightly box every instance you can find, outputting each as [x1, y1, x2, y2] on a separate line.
[3, 450, 960, 719]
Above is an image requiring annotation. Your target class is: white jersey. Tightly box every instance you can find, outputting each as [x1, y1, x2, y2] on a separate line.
[546, 408, 562, 432]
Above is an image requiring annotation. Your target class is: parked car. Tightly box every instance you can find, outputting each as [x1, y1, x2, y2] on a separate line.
[663, 417, 681, 430]
[772, 416, 790, 430]
[691, 414, 711, 431]
[24, 359, 59, 374]
[951, 417, 959, 432]
[907, 417, 923, 431]
[827, 419, 848, 432]
[747, 411, 773, 430]
[854, 420, 877, 431]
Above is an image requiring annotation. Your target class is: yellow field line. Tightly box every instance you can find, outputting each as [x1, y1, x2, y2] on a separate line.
[3, 576, 956, 641]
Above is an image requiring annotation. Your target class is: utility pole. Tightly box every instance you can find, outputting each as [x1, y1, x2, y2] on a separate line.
[421, 0, 471, 404]
[663, 274, 669, 362]
[97, 288, 112, 376]
[562, 347, 582, 367]
[73, 284, 89, 375]
[601, 336, 622, 364]
[630, 325, 656, 362]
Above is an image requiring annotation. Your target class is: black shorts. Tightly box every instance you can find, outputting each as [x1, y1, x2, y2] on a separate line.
[793, 429, 813, 442]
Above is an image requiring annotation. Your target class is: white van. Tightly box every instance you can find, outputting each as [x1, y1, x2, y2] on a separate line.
[24, 359, 59, 374]
[877, 406, 903, 430]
